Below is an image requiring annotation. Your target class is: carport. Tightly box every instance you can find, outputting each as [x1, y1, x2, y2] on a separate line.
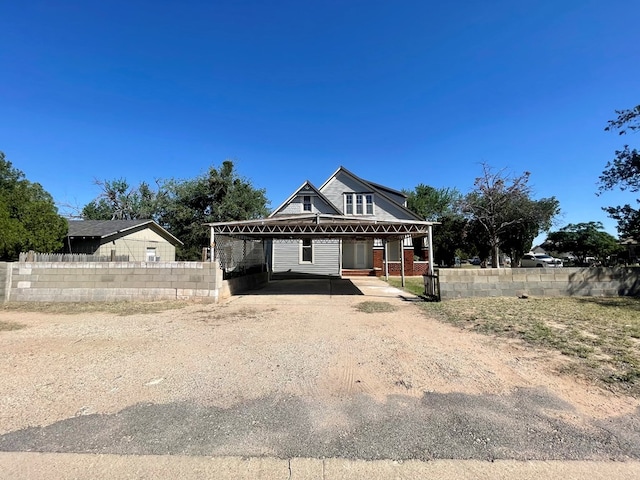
[205, 214, 437, 287]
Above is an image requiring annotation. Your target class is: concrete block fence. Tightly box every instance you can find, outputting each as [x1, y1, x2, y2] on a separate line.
[438, 267, 640, 300]
[1, 261, 236, 303]
[0, 262, 8, 303]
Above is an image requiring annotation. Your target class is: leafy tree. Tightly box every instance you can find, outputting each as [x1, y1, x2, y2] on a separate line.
[0, 151, 67, 260]
[599, 104, 640, 239]
[404, 184, 462, 221]
[82, 179, 159, 220]
[500, 197, 560, 265]
[462, 163, 559, 267]
[432, 215, 470, 266]
[466, 218, 492, 261]
[404, 184, 470, 265]
[82, 161, 269, 260]
[157, 160, 269, 260]
[542, 222, 621, 265]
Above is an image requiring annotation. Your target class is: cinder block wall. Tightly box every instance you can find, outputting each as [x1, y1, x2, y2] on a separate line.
[438, 267, 640, 300]
[0, 262, 9, 303]
[8, 262, 223, 302]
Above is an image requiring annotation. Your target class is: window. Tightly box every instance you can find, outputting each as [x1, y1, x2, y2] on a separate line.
[366, 194, 374, 214]
[344, 193, 374, 215]
[303, 195, 312, 212]
[387, 240, 401, 261]
[146, 247, 157, 262]
[301, 239, 313, 263]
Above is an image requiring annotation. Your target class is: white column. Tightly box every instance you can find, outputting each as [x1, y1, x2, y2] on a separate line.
[428, 225, 434, 276]
[339, 239, 343, 278]
[400, 237, 405, 287]
[210, 226, 215, 263]
[384, 239, 389, 280]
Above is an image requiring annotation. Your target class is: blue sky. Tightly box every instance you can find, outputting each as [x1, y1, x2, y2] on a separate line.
[1, 1, 639, 242]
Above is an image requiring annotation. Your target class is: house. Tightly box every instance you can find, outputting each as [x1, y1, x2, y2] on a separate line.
[531, 245, 547, 255]
[212, 166, 431, 278]
[619, 238, 639, 264]
[64, 220, 183, 262]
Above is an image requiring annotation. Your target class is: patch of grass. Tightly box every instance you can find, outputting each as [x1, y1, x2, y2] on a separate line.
[387, 277, 424, 297]
[386, 279, 640, 397]
[355, 301, 398, 314]
[0, 320, 26, 331]
[1, 301, 191, 316]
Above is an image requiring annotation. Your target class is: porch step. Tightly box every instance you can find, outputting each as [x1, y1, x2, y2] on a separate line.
[342, 269, 377, 277]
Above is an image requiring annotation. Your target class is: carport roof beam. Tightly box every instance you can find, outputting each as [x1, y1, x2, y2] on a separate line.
[205, 215, 438, 241]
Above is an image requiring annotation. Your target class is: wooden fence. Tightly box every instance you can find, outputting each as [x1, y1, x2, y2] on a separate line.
[423, 270, 441, 301]
[19, 252, 130, 263]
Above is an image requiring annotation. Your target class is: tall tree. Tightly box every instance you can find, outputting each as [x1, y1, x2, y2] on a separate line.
[542, 222, 621, 265]
[82, 179, 159, 220]
[0, 151, 67, 260]
[404, 184, 462, 221]
[404, 184, 469, 266]
[157, 160, 269, 260]
[599, 104, 640, 238]
[462, 163, 559, 267]
[433, 215, 470, 266]
[81, 161, 269, 260]
[500, 196, 560, 265]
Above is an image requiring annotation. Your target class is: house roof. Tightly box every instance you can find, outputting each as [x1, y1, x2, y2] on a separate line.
[363, 180, 407, 200]
[319, 166, 423, 221]
[67, 220, 183, 245]
[269, 180, 341, 217]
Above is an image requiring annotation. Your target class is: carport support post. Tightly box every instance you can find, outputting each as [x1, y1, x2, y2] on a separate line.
[428, 224, 434, 275]
[383, 239, 389, 280]
[400, 237, 406, 287]
[209, 226, 215, 263]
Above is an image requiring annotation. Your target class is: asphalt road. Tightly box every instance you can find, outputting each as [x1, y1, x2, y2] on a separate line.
[1, 387, 639, 461]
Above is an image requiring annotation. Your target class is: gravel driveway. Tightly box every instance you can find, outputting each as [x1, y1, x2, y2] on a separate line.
[1, 277, 639, 461]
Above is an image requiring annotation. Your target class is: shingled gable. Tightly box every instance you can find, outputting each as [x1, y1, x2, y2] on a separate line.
[269, 180, 341, 217]
[318, 166, 424, 221]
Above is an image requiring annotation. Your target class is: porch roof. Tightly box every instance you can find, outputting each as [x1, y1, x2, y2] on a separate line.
[205, 214, 437, 241]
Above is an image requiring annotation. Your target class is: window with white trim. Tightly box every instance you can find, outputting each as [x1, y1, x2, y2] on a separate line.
[300, 238, 313, 263]
[344, 193, 374, 216]
[146, 247, 157, 262]
[302, 195, 312, 212]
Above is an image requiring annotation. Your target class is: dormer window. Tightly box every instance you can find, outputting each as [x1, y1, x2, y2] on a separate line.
[303, 195, 312, 212]
[344, 193, 374, 215]
[365, 194, 374, 214]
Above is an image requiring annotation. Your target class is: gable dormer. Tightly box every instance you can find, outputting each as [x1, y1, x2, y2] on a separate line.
[269, 181, 341, 217]
[319, 166, 423, 221]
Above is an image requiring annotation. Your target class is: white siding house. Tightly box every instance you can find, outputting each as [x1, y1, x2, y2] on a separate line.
[268, 167, 427, 277]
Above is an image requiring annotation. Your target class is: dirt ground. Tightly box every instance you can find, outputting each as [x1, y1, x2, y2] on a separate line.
[1, 277, 639, 461]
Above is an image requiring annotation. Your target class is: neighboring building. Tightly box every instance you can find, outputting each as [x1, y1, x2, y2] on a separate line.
[531, 245, 547, 255]
[619, 238, 638, 264]
[266, 166, 429, 277]
[64, 220, 183, 262]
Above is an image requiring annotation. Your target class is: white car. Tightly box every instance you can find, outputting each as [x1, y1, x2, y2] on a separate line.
[520, 253, 563, 268]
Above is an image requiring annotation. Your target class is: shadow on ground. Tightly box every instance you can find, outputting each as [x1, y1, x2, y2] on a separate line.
[2, 388, 639, 461]
[243, 275, 365, 296]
